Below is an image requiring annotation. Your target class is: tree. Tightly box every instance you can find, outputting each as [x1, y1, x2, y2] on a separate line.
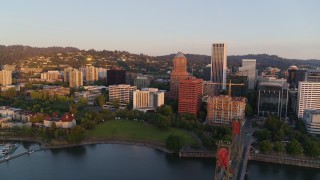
[286, 139, 303, 155]
[273, 129, 285, 141]
[111, 99, 120, 109]
[1, 88, 17, 99]
[157, 105, 173, 116]
[255, 130, 270, 141]
[245, 104, 254, 117]
[166, 135, 185, 152]
[303, 140, 320, 157]
[30, 113, 45, 123]
[155, 114, 171, 129]
[96, 95, 106, 107]
[260, 140, 272, 153]
[67, 126, 86, 143]
[48, 122, 57, 137]
[273, 141, 284, 152]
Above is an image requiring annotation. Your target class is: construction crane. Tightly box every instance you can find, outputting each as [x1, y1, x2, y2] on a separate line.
[209, 80, 244, 97]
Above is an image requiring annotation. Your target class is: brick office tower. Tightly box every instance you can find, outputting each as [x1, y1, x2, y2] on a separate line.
[169, 52, 189, 99]
[178, 77, 203, 116]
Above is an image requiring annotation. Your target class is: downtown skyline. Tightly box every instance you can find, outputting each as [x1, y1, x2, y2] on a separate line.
[1, 0, 320, 59]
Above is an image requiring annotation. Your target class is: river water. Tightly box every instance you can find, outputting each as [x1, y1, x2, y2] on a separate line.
[0, 142, 319, 180]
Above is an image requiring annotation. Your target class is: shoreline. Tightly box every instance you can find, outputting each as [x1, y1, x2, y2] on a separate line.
[0, 136, 172, 153]
[1, 136, 319, 169]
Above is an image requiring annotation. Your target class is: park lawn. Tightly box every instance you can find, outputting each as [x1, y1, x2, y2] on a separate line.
[86, 119, 197, 145]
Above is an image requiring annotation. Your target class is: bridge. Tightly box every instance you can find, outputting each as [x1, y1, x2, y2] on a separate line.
[0, 145, 42, 163]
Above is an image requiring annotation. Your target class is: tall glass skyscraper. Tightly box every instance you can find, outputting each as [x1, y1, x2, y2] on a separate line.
[211, 43, 227, 89]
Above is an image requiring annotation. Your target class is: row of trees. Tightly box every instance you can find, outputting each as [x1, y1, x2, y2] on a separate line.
[255, 116, 320, 157]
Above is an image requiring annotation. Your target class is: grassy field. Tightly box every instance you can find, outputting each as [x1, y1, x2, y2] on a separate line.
[86, 119, 197, 145]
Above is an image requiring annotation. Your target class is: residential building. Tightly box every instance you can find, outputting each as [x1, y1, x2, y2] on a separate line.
[211, 43, 227, 89]
[43, 113, 76, 129]
[134, 75, 150, 89]
[257, 82, 289, 118]
[133, 88, 164, 111]
[40, 86, 70, 97]
[86, 66, 99, 85]
[0, 106, 21, 119]
[74, 86, 106, 105]
[40, 71, 61, 81]
[178, 77, 203, 116]
[2, 64, 16, 71]
[207, 96, 246, 124]
[239, 59, 256, 90]
[302, 109, 320, 135]
[69, 69, 83, 87]
[20, 67, 43, 74]
[169, 52, 189, 99]
[109, 84, 137, 104]
[0, 70, 12, 86]
[297, 81, 320, 118]
[97, 67, 107, 80]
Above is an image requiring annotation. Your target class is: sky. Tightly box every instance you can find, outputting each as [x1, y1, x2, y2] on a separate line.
[1, 0, 320, 59]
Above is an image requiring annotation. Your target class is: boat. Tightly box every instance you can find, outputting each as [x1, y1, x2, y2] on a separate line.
[0, 144, 18, 157]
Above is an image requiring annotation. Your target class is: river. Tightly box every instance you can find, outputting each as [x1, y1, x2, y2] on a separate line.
[0, 142, 319, 180]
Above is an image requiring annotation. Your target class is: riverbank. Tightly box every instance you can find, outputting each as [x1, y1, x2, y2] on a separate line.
[0, 136, 172, 153]
[1, 136, 320, 169]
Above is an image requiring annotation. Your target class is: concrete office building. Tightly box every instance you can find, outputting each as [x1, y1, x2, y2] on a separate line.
[297, 81, 320, 118]
[302, 109, 320, 135]
[211, 43, 227, 89]
[239, 59, 256, 90]
[257, 82, 289, 118]
[134, 75, 150, 89]
[109, 84, 137, 104]
[133, 88, 164, 111]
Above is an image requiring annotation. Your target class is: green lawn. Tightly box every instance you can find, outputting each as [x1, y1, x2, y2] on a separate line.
[86, 119, 197, 145]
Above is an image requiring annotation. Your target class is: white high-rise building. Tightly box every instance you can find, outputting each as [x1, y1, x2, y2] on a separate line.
[41, 71, 60, 81]
[86, 66, 99, 85]
[69, 69, 83, 88]
[133, 88, 164, 110]
[297, 81, 320, 118]
[211, 43, 227, 89]
[239, 59, 256, 89]
[0, 70, 12, 86]
[109, 84, 137, 104]
[97, 67, 107, 80]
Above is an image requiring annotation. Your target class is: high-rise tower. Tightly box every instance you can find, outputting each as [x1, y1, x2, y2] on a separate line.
[169, 52, 189, 99]
[211, 43, 227, 89]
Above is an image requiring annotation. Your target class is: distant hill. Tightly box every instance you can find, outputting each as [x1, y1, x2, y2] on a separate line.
[0, 45, 80, 65]
[1, 45, 320, 73]
[157, 54, 320, 71]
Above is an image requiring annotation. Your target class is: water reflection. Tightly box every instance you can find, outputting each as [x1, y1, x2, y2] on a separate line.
[50, 146, 86, 157]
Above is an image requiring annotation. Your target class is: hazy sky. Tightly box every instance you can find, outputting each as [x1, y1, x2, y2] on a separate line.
[1, 0, 319, 59]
